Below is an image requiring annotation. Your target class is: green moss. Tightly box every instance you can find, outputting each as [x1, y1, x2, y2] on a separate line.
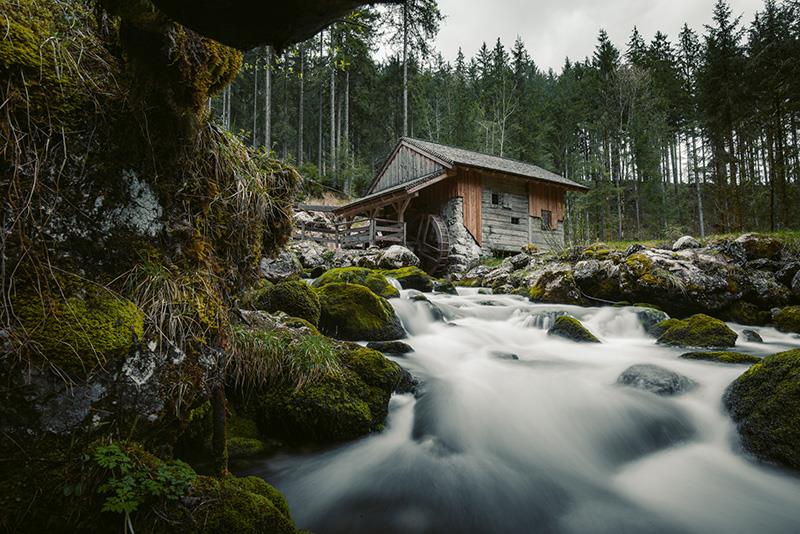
[656, 314, 738, 348]
[680, 351, 761, 364]
[527, 271, 579, 304]
[433, 279, 458, 295]
[239, 279, 274, 309]
[454, 278, 482, 288]
[191, 475, 295, 534]
[12, 281, 144, 374]
[227, 412, 259, 440]
[724, 349, 800, 471]
[226, 437, 266, 459]
[547, 316, 601, 343]
[381, 267, 434, 292]
[259, 280, 321, 326]
[256, 370, 374, 444]
[316, 283, 404, 341]
[340, 347, 403, 391]
[313, 267, 399, 298]
[773, 306, 800, 334]
[651, 318, 683, 338]
[721, 301, 770, 326]
[281, 316, 321, 335]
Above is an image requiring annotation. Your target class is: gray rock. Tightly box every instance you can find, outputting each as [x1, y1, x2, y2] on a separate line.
[735, 233, 783, 261]
[635, 307, 670, 336]
[378, 245, 420, 269]
[741, 329, 764, 343]
[367, 340, 415, 354]
[776, 261, 800, 286]
[617, 364, 696, 396]
[490, 351, 520, 361]
[672, 235, 702, 251]
[792, 271, 800, 300]
[260, 251, 302, 282]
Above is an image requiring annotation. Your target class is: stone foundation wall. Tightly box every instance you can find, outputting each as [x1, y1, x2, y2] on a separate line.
[442, 197, 482, 273]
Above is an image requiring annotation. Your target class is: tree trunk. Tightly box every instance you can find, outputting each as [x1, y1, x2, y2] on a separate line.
[691, 130, 705, 237]
[298, 43, 304, 165]
[402, 0, 409, 137]
[330, 32, 337, 184]
[252, 53, 258, 146]
[264, 46, 272, 151]
[318, 32, 324, 173]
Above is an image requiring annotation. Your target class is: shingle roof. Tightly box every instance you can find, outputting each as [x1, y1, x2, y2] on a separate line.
[402, 137, 587, 190]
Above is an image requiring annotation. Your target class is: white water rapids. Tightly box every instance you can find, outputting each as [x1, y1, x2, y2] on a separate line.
[242, 289, 800, 533]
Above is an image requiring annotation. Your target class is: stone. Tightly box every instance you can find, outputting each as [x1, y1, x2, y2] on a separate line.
[312, 267, 399, 299]
[382, 266, 435, 292]
[617, 364, 696, 396]
[772, 306, 800, 334]
[377, 245, 420, 269]
[547, 316, 601, 343]
[724, 349, 800, 471]
[734, 233, 784, 261]
[367, 340, 415, 354]
[672, 235, 702, 251]
[636, 307, 671, 336]
[433, 279, 458, 295]
[792, 271, 800, 300]
[741, 329, 764, 343]
[655, 314, 738, 348]
[490, 351, 520, 361]
[442, 197, 481, 274]
[260, 251, 302, 282]
[316, 283, 405, 341]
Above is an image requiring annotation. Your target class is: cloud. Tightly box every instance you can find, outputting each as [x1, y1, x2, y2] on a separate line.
[433, 0, 764, 71]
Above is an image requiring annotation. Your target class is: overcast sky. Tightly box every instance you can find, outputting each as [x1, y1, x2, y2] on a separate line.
[431, 0, 764, 71]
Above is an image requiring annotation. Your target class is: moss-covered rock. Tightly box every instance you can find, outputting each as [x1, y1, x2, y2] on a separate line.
[721, 301, 771, 326]
[226, 437, 266, 459]
[680, 351, 761, 364]
[259, 280, 321, 326]
[366, 340, 415, 354]
[316, 283, 405, 341]
[381, 266, 435, 292]
[12, 281, 144, 374]
[239, 279, 274, 309]
[312, 267, 399, 298]
[190, 475, 296, 533]
[547, 316, 601, 343]
[773, 306, 800, 334]
[433, 279, 458, 295]
[734, 233, 784, 261]
[655, 314, 737, 348]
[340, 347, 404, 391]
[724, 349, 800, 471]
[528, 269, 582, 304]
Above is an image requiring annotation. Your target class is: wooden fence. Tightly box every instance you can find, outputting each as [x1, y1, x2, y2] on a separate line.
[294, 217, 406, 249]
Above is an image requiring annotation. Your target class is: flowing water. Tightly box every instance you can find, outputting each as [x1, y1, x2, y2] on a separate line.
[242, 289, 800, 533]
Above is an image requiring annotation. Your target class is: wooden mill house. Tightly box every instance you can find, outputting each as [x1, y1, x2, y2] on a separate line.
[298, 138, 587, 273]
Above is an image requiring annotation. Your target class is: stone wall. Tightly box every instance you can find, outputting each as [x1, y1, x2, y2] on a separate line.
[442, 197, 482, 273]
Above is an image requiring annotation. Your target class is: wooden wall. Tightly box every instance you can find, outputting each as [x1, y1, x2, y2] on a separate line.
[414, 169, 482, 244]
[482, 176, 529, 252]
[372, 144, 444, 193]
[529, 182, 566, 222]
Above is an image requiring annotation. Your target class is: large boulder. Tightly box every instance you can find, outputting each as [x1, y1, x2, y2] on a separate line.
[382, 267, 435, 292]
[679, 351, 761, 364]
[316, 283, 405, 341]
[312, 267, 399, 299]
[255, 346, 403, 444]
[260, 251, 302, 282]
[527, 266, 583, 304]
[672, 235, 702, 251]
[377, 245, 420, 269]
[258, 280, 321, 326]
[617, 364, 696, 396]
[772, 306, 800, 334]
[547, 316, 600, 343]
[724, 349, 800, 471]
[655, 314, 737, 348]
[734, 233, 784, 261]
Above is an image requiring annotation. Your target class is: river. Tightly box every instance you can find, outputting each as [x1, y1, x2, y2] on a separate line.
[241, 288, 800, 533]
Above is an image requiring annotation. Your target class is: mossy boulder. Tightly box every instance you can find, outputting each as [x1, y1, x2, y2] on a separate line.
[316, 283, 405, 341]
[190, 475, 296, 533]
[724, 349, 800, 471]
[528, 269, 582, 304]
[680, 351, 761, 364]
[655, 314, 737, 348]
[239, 279, 274, 309]
[547, 316, 601, 343]
[721, 301, 771, 326]
[433, 279, 458, 295]
[381, 267, 435, 292]
[773, 306, 800, 334]
[259, 280, 321, 326]
[313, 267, 399, 298]
[367, 340, 415, 354]
[635, 307, 671, 336]
[12, 282, 144, 374]
[734, 233, 784, 261]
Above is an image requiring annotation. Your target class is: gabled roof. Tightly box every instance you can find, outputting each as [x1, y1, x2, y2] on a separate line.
[400, 137, 587, 190]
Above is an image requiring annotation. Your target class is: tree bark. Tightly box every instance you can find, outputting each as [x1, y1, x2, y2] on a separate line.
[298, 43, 304, 165]
[402, 0, 408, 137]
[264, 45, 272, 151]
[252, 52, 258, 146]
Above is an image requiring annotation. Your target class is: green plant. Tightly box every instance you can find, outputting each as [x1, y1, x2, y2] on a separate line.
[93, 443, 196, 532]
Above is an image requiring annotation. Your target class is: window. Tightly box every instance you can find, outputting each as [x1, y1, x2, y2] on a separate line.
[511, 217, 521, 225]
[541, 210, 553, 231]
[491, 192, 501, 205]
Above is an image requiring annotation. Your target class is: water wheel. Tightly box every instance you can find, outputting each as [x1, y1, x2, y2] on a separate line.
[410, 213, 450, 275]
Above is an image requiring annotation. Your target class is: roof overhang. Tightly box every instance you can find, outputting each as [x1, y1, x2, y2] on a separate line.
[334, 171, 451, 218]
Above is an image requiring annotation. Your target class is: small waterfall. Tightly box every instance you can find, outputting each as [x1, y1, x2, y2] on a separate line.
[243, 289, 800, 534]
[386, 276, 403, 292]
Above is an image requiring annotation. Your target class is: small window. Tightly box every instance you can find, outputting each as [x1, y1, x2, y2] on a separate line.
[511, 217, 521, 225]
[541, 210, 553, 231]
[491, 192, 501, 205]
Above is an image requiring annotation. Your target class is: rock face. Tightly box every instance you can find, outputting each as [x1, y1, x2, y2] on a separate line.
[617, 364, 696, 396]
[680, 351, 761, 364]
[724, 349, 800, 471]
[317, 283, 405, 341]
[547, 316, 601, 343]
[655, 314, 738, 348]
